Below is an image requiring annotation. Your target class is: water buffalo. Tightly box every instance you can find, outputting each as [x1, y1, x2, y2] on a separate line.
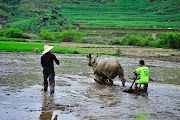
[87, 54, 125, 86]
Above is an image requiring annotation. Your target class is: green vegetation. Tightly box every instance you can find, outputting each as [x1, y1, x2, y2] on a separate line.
[108, 32, 180, 49]
[5, 12, 79, 33]
[61, 0, 180, 28]
[0, 0, 179, 51]
[135, 113, 147, 120]
[1, 0, 180, 33]
[0, 37, 26, 42]
[85, 21, 180, 27]
[61, 0, 115, 4]
[0, 41, 115, 55]
[38, 30, 55, 41]
[0, 26, 179, 49]
[157, 32, 180, 49]
[38, 30, 85, 42]
[0, 28, 24, 38]
[54, 30, 85, 42]
[0, 1, 12, 24]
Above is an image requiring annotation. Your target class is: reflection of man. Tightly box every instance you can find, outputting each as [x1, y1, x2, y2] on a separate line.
[39, 93, 58, 120]
[41, 45, 59, 94]
[39, 111, 53, 120]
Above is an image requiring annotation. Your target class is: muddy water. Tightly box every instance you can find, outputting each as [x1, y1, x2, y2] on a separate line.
[0, 53, 180, 120]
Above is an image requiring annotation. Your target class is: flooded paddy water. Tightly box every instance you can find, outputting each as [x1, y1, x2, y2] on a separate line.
[0, 52, 180, 120]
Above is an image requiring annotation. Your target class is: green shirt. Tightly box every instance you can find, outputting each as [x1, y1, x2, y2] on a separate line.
[136, 66, 149, 82]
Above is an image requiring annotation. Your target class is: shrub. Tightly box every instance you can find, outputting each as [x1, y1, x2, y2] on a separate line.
[122, 34, 144, 46]
[37, 30, 86, 43]
[128, 35, 144, 46]
[72, 50, 80, 54]
[0, 28, 24, 38]
[157, 32, 180, 49]
[119, 32, 180, 49]
[120, 34, 153, 47]
[55, 30, 85, 42]
[108, 38, 121, 45]
[38, 30, 54, 41]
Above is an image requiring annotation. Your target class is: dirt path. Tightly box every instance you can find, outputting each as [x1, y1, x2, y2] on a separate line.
[0, 53, 180, 120]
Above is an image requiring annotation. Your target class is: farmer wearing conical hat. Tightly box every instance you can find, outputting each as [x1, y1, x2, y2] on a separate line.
[41, 45, 59, 94]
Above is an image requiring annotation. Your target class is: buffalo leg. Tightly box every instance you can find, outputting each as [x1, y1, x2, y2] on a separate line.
[119, 76, 125, 86]
[106, 79, 113, 86]
[94, 74, 106, 85]
[117, 69, 126, 86]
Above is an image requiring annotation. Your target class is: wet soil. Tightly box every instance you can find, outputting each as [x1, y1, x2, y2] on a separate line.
[0, 52, 180, 120]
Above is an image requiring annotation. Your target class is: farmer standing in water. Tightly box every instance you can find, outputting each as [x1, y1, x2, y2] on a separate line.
[41, 45, 59, 94]
[133, 60, 149, 93]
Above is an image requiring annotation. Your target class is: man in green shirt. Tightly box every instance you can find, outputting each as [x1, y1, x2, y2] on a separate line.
[133, 60, 149, 93]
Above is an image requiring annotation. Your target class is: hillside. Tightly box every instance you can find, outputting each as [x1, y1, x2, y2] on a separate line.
[0, 1, 12, 24]
[1, 0, 180, 33]
[61, 0, 180, 27]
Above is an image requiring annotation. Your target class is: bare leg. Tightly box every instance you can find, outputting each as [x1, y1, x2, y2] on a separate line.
[43, 74, 48, 91]
[49, 73, 55, 94]
[135, 83, 138, 90]
[143, 84, 148, 93]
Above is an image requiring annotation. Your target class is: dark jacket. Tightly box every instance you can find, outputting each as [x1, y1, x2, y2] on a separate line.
[41, 52, 59, 74]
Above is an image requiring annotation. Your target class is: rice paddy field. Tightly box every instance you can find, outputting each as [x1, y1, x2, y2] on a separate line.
[0, 41, 179, 62]
[61, 0, 180, 27]
[59, 0, 180, 37]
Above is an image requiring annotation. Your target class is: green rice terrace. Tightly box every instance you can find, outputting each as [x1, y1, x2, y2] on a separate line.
[1, 0, 180, 33]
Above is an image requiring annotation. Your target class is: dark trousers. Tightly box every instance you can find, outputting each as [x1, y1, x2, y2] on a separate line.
[43, 73, 55, 94]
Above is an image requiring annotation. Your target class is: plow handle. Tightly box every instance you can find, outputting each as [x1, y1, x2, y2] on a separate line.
[130, 72, 138, 89]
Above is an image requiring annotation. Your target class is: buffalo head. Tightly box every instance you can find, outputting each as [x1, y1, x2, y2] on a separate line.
[87, 54, 99, 66]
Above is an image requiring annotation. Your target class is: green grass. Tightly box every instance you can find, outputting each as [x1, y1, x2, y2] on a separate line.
[0, 37, 26, 42]
[85, 21, 180, 27]
[0, 41, 115, 55]
[0, 41, 43, 52]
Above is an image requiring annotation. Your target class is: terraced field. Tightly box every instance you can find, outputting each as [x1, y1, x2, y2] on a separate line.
[59, 0, 180, 37]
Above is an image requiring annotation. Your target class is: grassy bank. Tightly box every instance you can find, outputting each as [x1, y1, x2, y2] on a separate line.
[0, 37, 26, 42]
[0, 41, 115, 55]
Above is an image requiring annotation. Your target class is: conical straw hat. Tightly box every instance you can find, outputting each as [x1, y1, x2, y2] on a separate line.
[42, 45, 54, 54]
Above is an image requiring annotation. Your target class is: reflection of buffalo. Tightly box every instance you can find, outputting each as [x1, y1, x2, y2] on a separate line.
[87, 54, 125, 86]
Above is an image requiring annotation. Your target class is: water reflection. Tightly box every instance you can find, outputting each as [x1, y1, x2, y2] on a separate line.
[39, 93, 58, 120]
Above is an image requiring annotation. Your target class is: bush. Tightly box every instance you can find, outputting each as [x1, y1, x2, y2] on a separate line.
[157, 32, 180, 49]
[38, 30, 54, 41]
[108, 38, 121, 45]
[118, 32, 179, 49]
[55, 30, 85, 42]
[120, 34, 154, 47]
[128, 35, 144, 46]
[37, 30, 86, 43]
[0, 28, 24, 38]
